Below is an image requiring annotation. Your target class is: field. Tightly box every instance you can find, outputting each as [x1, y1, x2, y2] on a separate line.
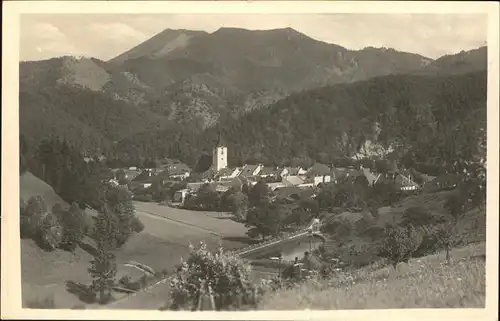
[20, 172, 68, 209]
[258, 242, 486, 309]
[20, 175, 252, 309]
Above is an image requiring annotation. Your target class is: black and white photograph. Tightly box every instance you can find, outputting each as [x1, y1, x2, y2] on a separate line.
[2, 1, 499, 319]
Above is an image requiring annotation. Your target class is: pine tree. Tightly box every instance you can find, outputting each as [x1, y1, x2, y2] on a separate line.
[60, 203, 86, 252]
[105, 186, 136, 247]
[88, 205, 118, 304]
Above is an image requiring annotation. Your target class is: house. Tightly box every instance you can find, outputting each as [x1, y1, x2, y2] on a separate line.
[274, 186, 315, 203]
[282, 175, 305, 187]
[238, 164, 263, 178]
[108, 179, 120, 187]
[376, 171, 420, 191]
[395, 173, 420, 191]
[215, 177, 243, 193]
[279, 166, 307, 178]
[215, 167, 242, 180]
[186, 182, 206, 192]
[167, 163, 191, 180]
[313, 175, 332, 186]
[361, 167, 381, 186]
[130, 170, 157, 190]
[267, 182, 287, 191]
[297, 183, 315, 189]
[306, 163, 332, 178]
[306, 163, 333, 185]
[259, 166, 280, 179]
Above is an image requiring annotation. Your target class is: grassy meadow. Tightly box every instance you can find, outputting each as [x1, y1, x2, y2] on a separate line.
[20, 172, 252, 308]
[258, 242, 486, 309]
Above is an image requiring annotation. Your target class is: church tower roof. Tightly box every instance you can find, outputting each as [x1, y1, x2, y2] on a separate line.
[215, 130, 226, 147]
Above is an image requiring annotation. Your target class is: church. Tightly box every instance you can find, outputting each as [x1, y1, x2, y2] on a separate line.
[190, 133, 239, 182]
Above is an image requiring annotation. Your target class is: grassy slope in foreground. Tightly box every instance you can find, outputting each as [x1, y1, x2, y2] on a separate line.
[258, 242, 485, 309]
[20, 173, 250, 308]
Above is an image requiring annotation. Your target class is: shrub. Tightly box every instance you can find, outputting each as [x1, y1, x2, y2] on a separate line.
[39, 212, 63, 251]
[379, 225, 423, 268]
[169, 241, 255, 311]
[412, 224, 441, 257]
[401, 206, 444, 228]
[21, 196, 47, 238]
[320, 216, 352, 241]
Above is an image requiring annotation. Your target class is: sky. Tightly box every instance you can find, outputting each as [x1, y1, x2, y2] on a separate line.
[20, 13, 488, 61]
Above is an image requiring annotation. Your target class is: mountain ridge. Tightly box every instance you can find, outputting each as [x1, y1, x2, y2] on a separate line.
[19, 27, 487, 160]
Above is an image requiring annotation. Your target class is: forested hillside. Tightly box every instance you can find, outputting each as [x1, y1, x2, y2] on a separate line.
[116, 71, 487, 168]
[19, 27, 487, 167]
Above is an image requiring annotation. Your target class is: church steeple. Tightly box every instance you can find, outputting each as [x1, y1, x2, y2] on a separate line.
[215, 130, 226, 147]
[213, 130, 228, 171]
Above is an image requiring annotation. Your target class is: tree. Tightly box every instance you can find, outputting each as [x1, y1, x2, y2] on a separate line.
[88, 205, 118, 304]
[316, 183, 337, 210]
[115, 169, 128, 185]
[285, 199, 319, 228]
[379, 225, 423, 269]
[437, 187, 469, 263]
[195, 184, 221, 210]
[104, 186, 137, 248]
[333, 182, 366, 210]
[401, 206, 444, 228]
[370, 180, 401, 207]
[60, 203, 86, 252]
[222, 188, 249, 221]
[247, 181, 270, 207]
[320, 216, 352, 241]
[169, 241, 255, 311]
[245, 203, 289, 240]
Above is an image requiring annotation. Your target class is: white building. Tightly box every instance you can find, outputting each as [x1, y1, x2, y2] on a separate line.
[213, 145, 228, 171]
[313, 175, 332, 186]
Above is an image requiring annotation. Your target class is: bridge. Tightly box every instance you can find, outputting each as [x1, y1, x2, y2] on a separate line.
[229, 218, 324, 258]
[103, 218, 324, 309]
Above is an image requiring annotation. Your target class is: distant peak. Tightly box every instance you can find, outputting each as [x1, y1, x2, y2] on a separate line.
[213, 26, 302, 35]
[213, 27, 250, 33]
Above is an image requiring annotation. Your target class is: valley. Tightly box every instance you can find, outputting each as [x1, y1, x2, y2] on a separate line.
[17, 22, 489, 312]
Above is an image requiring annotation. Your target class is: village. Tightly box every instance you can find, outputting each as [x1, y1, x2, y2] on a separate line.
[104, 138, 442, 211]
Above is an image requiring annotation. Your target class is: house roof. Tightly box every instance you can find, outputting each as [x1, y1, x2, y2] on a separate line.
[386, 173, 420, 188]
[266, 182, 287, 191]
[123, 169, 141, 180]
[216, 167, 237, 177]
[259, 166, 278, 176]
[217, 177, 243, 189]
[282, 175, 304, 186]
[187, 182, 205, 191]
[361, 168, 381, 185]
[132, 171, 156, 183]
[168, 163, 191, 176]
[275, 186, 303, 200]
[239, 164, 259, 177]
[306, 163, 331, 177]
[335, 168, 362, 181]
